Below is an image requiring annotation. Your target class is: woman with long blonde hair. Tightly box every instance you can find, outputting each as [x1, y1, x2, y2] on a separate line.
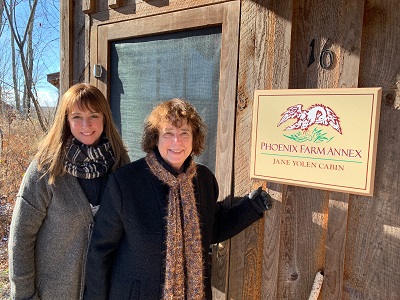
[8, 83, 129, 299]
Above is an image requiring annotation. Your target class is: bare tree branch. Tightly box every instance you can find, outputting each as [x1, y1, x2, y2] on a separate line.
[3, 0, 49, 132]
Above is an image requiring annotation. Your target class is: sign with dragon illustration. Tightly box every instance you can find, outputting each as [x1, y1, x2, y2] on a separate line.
[250, 88, 382, 196]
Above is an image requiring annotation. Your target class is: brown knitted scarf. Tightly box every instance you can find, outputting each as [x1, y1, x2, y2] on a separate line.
[145, 152, 205, 300]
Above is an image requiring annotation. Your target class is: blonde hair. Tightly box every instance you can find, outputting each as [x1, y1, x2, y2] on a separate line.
[35, 83, 128, 184]
[142, 98, 206, 156]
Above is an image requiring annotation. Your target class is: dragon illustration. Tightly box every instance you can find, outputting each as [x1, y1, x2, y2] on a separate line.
[277, 104, 342, 134]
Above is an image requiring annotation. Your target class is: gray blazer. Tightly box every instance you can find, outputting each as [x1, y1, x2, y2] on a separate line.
[8, 160, 94, 300]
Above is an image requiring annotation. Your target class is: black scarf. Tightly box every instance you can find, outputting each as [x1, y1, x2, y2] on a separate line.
[64, 137, 115, 179]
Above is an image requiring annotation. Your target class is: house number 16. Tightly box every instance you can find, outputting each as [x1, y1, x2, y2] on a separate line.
[308, 39, 334, 69]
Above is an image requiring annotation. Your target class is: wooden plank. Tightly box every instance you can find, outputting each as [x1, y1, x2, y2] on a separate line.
[322, 192, 349, 300]
[231, 0, 294, 299]
[343, 0, 400, 298]
[290, 0, 358, 90]
[211, 241, 229, 300]
[91, 0, 227, 25]
[73, 0, 87, 83]
[320, 1, 364, 299]
[227, 10, 258, 293]
[84, 9, 91, 82]
[96, 25, 109, 96]
[260, 3, 294, 299]
[277, 0, 361, 298]
[102, 4, 227, 41]
[264, 1, 294, 91]
[242, 217, 264, 300]
[358, 0, 400, 109]
[337, 0, 365, 88]
[82, 0, 96, 14]
[211, 2, 241, 299]
[261, 182, 285, 299]
[60, 0, 74, 95]
[229, 1, 266, 298]
[89, 23, 99, 86]
[277, 187, 328, 299]
[108, 0, 123, 9]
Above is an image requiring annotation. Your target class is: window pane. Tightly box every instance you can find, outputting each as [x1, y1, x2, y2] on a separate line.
[110, 26, 222, 172]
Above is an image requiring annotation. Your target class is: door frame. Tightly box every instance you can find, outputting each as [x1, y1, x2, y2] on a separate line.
[90, 1, 240, 204]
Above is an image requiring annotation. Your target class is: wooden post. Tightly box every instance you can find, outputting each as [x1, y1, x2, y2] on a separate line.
[60, 0, 74, 95]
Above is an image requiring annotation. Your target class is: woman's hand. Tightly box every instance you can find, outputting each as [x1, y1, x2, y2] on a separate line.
[249, 186, 272, 210]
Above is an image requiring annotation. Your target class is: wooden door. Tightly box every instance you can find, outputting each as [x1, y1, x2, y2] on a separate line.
[89, 3, 241, 296]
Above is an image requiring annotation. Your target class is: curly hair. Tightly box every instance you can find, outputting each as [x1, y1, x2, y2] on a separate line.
[142, 98, 207, 156]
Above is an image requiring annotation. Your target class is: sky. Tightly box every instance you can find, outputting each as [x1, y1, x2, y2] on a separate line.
[0, 0, 60, 108]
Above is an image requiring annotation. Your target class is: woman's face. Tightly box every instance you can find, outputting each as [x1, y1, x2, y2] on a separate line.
[67, 103, 104, 146]
[157, 119, 193, 172]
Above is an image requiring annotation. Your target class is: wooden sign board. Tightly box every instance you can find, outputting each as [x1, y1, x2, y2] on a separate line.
[250, 88, 382, 196]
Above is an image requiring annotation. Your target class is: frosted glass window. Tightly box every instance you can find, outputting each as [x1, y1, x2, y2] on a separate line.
[110, 26, 222, 172]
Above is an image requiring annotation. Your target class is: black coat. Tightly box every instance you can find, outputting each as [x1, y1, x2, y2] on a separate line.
[84, 157, 264, 300]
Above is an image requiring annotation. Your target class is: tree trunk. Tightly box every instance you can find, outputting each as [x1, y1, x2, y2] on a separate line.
[4, 0, 48, 132]
[9, 0, 21, 113]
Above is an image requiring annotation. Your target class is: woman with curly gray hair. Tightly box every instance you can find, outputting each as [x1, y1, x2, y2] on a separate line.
[84, 98, 272, 300]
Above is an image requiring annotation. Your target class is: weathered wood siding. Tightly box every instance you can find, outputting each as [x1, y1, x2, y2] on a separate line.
[232, 1, 400, 299]
[63, 0, 400, 299]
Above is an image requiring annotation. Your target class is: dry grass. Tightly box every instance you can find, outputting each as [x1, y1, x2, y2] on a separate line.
[0, 112, 45, 298]
[0, 243, 10, 299]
